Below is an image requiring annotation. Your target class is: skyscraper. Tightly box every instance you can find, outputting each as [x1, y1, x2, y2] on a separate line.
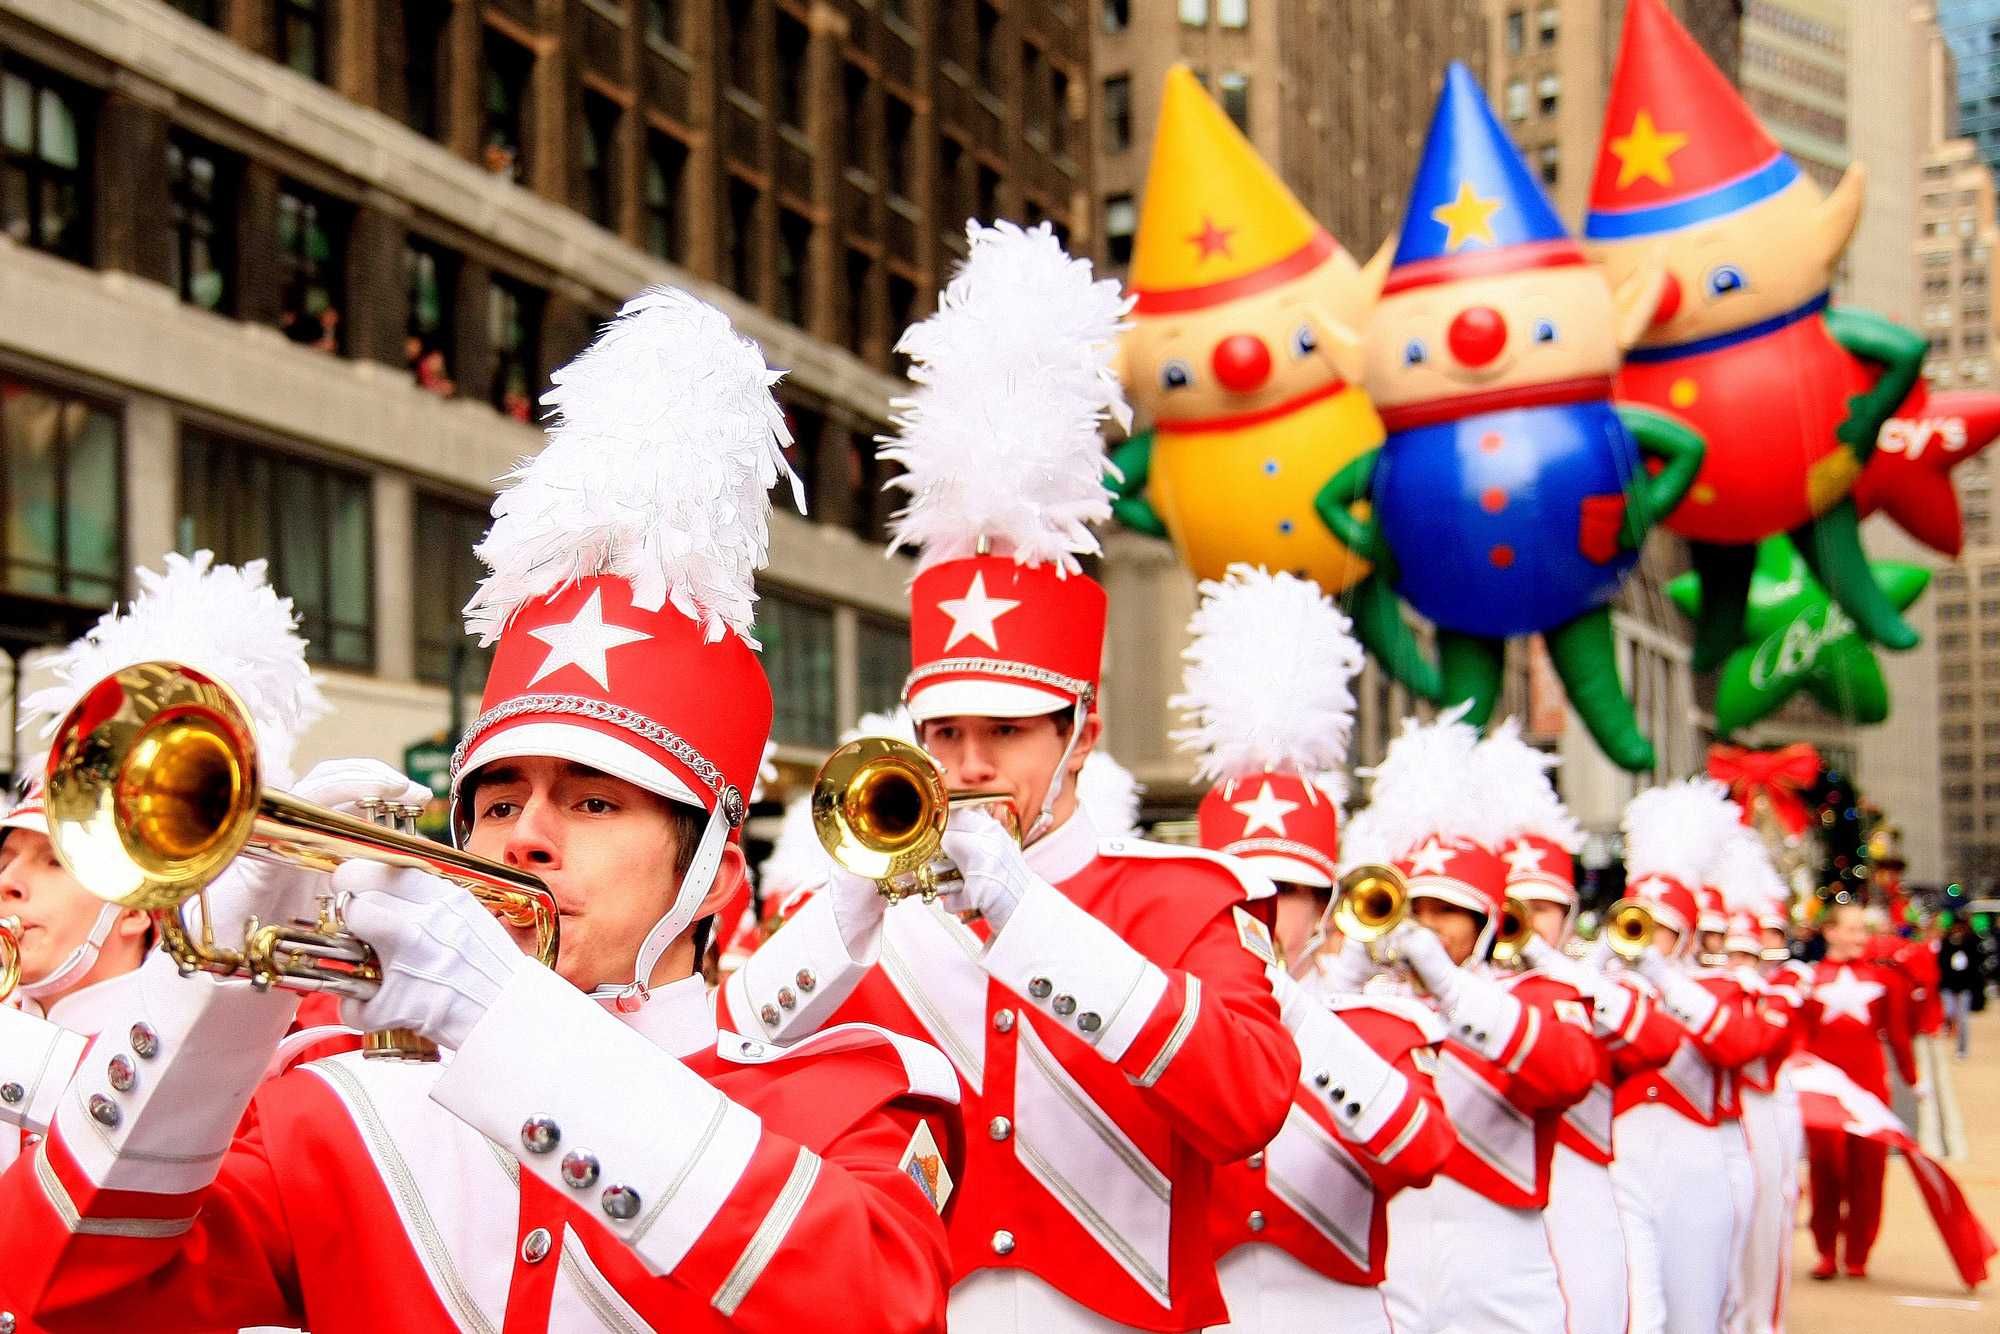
[1937, 0, 2000, 179]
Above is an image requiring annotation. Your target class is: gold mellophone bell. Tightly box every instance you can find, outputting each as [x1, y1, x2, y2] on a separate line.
[1489, 895, 1536, 969]
[811, 735, 1019, 904]
[1331, 863, 1410, 945]
[1605, 899, 1657, 962]
[0, 913, 21, 1002]
[44, 660, 560, 1062]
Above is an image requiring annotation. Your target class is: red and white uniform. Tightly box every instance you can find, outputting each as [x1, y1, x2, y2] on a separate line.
[1736, 955, 1808, 1334]
[1207, 989, 1455, 1334]
[721, 812, 1298, 1334]
[0, 960, 960, 1334]
[0, 976, 140, 1172]
[1798, 954, 1918, 1274]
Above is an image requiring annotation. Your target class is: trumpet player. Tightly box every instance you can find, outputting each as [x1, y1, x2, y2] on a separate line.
[1334, 713, 1597, 1334]
[722, 224, 1299, 1334]
[0, 290, 963, 1334]
[1175, 566, 1456, 1334]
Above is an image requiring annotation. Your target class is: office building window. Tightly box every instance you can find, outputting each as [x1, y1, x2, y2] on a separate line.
[1539, 3, 1558, 44]
[1, 64, 87, 262]
[645, 0, 682, 46]
[178, 430, 372, 668]
[1506, 79, 1529, 121]
[1538, 142, 1559, 185]
[1106, 193, 1136, 265]
[888, 274, 917, 374]
[483, 30, 533, 179]
[402, 1, 449, 138]
[1103, 0, 1129, 32]
[646, 131, 689, 263]
[581, 93, 620, 226]
[1051, 68, 1070, 157]
[757, 587, 836, 746]
[1023, 44, 1049, 143]
[778, 209, 812, 328]
[489, 276, 543, 421]
[1219, 72, 1249, 132]
[276, 184, 344, 353]
[977, 164, 1000, 224]
[405, 238, 458, 396]
[845, 248, 872, 356]
[413, 494, 496, 690]
[886, 96, 915, 198]
[845, 63, 870, 169]
[977, 3, 1002, 92]
[726, 0, 757, 95]
[727, 177, 759, 299]
[778, 12, 810, 130]
[857, 615, 911, 718]
[1507, 9, 1524, 52]
[168, 134, 233, 313]
[1218, 0, 1247, 27]
[1103, 75, 1132, 152]
[169, 0, 218, 22]
[276, 0, 325, 81]
[1538, 73, 1559, 116]
[1179, 0, 1207, 25]
[0, 375, 120, 607]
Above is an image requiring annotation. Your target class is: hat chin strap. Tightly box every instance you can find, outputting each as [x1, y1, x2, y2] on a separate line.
[19, 902, 122, 1001]
[591, 799, 731, 1014]
[1023, 700, 1088, 848]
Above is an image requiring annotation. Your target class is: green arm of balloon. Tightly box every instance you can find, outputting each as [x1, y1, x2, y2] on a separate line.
[1106, 432, 1169, 539]
[1346, 575, 1442, 703]
[1613, 406, 1706, 551]
[1685, 540, 1758, 675]
[1545, 606, 1657, 771]
[1437, 630, 1505, 729]
[1791, 498, 1919, 650]
[1825, 306, 1928, 461]
[1312, 452, 1390, 568]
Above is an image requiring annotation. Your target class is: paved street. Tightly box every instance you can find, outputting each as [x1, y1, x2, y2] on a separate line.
[1785, 1005, 2000, 1331]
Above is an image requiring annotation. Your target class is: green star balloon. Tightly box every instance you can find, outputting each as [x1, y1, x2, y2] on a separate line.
[1665, 536, 1930, 735]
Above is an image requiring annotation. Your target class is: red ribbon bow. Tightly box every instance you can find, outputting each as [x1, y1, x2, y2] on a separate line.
[1707, 742, 1821, 838]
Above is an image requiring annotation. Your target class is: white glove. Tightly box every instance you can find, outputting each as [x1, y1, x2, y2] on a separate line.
[1636, 949, 1720, 1032]
[1269, 965, 1314, 1031]
[195, 855, 328, 948]
[334, 860, 527, 1051]
[1313, 934, 1381, 996]
[1391, 920, 1464, 1003]
[295, 756, 432, 816]
[939, 808, 1040, 934]
[1393, 921, 1523, 1061]
[826, 865, 891, 961]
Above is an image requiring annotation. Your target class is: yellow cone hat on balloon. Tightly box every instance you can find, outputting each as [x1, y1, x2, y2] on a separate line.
[1129, 64, 1340, 314]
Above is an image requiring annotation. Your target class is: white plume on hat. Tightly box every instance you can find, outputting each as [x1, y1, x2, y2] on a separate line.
[1621, 778, 1741, 887]
[1713, 824, 1787, 915]
[1472, 718, 1581, 853]
[1339, 706, 1492, 869]
[464, 286, 801, 646]
[1171, 565, 1364, 799]
[844, 709, 918, 746]
[882, 220, 1131, 574]
[1078, 749, 1143, 837]
[24, 551, 327, 788]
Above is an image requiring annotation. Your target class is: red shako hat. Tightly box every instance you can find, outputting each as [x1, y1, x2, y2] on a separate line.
[1471, 718, 1582, 912]
[1621, 777, 1742, 955]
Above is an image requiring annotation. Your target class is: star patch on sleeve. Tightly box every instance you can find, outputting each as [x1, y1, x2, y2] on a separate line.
[899, 1120, 954, 1215]
[1233, 906, 1278, 968]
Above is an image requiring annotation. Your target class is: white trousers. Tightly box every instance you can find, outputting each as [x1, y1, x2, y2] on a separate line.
[1384, 1175, 1570, 1334]
[950, 1269, 1146, 1334]
[1210, 1243, 1394, 1333]
[1546, 1144, 1631, 1334]
[1736, 1080, 1801, 1334]
[1610, 1103, 1746, 1334]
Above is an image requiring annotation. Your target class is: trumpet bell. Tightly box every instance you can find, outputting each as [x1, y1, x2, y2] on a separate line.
[814, 736, 952, 883]
[1332, 864, 1409, 943]
[1490, 895, 1535, 968]
[1606, 900, 1656, 961]
[0, 914, 21, 1002]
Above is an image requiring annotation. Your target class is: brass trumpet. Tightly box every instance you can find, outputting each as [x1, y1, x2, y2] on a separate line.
[1490, 895, 1535, 969]
[812, 736, 1018, 903]
[0, 914, 21, 1002]
[1331, 863, 1410, 944]
[1605, 899, 1657, 962]
[45, 660, 560, 1062]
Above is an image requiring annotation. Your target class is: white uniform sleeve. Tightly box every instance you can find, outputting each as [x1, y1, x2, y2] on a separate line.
[0, 1004, 89, 1135]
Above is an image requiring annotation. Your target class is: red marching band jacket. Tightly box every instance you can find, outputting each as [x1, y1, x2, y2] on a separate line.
[1614, 967, 1788, 1126]
[1798, 956, 1919, 1101]
[1208, 994, 1456, 1287]
[1557, 975, 1685, 1166]
[720, 812, 1300, 1332]
[0, 961, 964, 1334]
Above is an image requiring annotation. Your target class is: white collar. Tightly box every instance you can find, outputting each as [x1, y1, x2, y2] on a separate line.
[610, 973, 717, 1058]
[34, 969, 145, 1038]
[1025, 808, 1099, 885]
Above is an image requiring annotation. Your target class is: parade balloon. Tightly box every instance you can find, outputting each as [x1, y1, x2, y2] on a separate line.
[1109, 65, 1438, 700]
[1583, 0, 1928, 672]
[1317, 63, 1700, 771]
[1856, 385, 2000, 556]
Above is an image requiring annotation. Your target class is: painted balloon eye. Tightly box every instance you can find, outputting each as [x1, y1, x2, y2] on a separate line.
[1403, 338, 1429, 366]
[1533, 317, 1558, 343]
[1160, 359, 1194, 390]
[1291, 324, 1318, 358]
[1705, 264, 1747, 297]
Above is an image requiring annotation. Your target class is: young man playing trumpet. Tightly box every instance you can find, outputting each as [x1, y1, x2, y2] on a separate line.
[0, 290, 960, 1334]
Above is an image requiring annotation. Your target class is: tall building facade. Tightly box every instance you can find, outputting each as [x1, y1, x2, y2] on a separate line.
[1937, 0, 2000, 180]
[1740, 0, 1849, 193]
[0, 0, 1092, 813]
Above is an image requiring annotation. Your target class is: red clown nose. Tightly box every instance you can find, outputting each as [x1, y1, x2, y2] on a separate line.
[1212, 333, 1273, 392]
[1651, 270, 1682, 326]
[1448, 307, 1509, 367]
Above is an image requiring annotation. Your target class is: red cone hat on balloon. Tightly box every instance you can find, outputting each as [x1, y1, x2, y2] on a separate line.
[1585, 0, 1799, 241]
[1471, 719, 1582, 911]
[1174, 565, 1364, 889]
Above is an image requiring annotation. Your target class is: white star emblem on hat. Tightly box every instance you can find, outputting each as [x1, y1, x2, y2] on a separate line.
[1231, 781, 1301, 837]
[1502, 841, 1547, 878]
[1813, 964, 1885, 1027]
[527, 588, 653, 689]
[938, 572, 1020, 651]
[1406, 837, 1455, 877]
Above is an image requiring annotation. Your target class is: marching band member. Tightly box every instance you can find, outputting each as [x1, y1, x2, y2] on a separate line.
[1800, 898, 1922, 1280]
[1611, 782, 1787, 1334]
[722, 222, 1299, 1334]
[0, 289, 963, 1334]
[1176, 565, 1455, 1333]
[1343, 713, 1597, 1334]
[1472, 721, 1682, 1334]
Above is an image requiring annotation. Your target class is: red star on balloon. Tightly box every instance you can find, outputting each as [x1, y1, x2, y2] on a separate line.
[1187, 216, 1236, 262]
[1853, 384, 2000, 556]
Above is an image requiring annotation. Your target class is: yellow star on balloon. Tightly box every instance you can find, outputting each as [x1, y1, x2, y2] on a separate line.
[1431, 182, 1502, 252]
[1610, 110, 1689, 189]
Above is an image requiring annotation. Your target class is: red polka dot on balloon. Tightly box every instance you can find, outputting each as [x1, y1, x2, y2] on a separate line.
[1489, 544, 1515, 568]
[1480, 431, 1504, 453]
[1480, 487, 1507, 513]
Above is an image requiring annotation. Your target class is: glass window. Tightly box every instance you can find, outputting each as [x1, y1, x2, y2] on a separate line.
[1505, 79, 1529, 121]
[888, 274, 917, 376]
[1538, 73, 1559, 115]
[1105, 193, 1136, 266]
[581, 93, 620, 227]
[403, 1, 449, 138]
[886, 96, 915, 198]
[170, 0, 218, 22]
[726, 177, 759, 299]
[1023, 44, 1049, 143]
[277, 0, 325, 81]
[413, 493, 496, 690]
[1219, 72, 1249, 132]
[0, 375, 121, 607]
[1179, 0, 1207, 25]
[857, 615, 911, 719]
[488, 276, 543, 422]
[0, 65, 87, 263]
[168, 133, 232, 313]
[1103, 0, 1129, 32]
[483, 30, 533, 179]
[976, 3, 1001, 92]
[844, 247, 872, 356]
[276, 184, 345, 354]
[756, 586, 836, 747]
[1538, 142, 1559, 186]
[778, 13, 810, 130]
[976, 164, 1000, 224]
[1538, 3, 1558, 45]
[1103, 75, 1132, 152]
[1218, 0, 1248, 28]
[405, 238, 457, 395]
[726, 0, 757, 95]
[1051, 68, 1069, 157]
[844, 63, 870, 169]
[778, 209, 812, 328]
[646, 131, 689, 263]
[644, 0, 682, 46]
[1506, 9, 1524, 52]
[177, 429, 371, 668]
